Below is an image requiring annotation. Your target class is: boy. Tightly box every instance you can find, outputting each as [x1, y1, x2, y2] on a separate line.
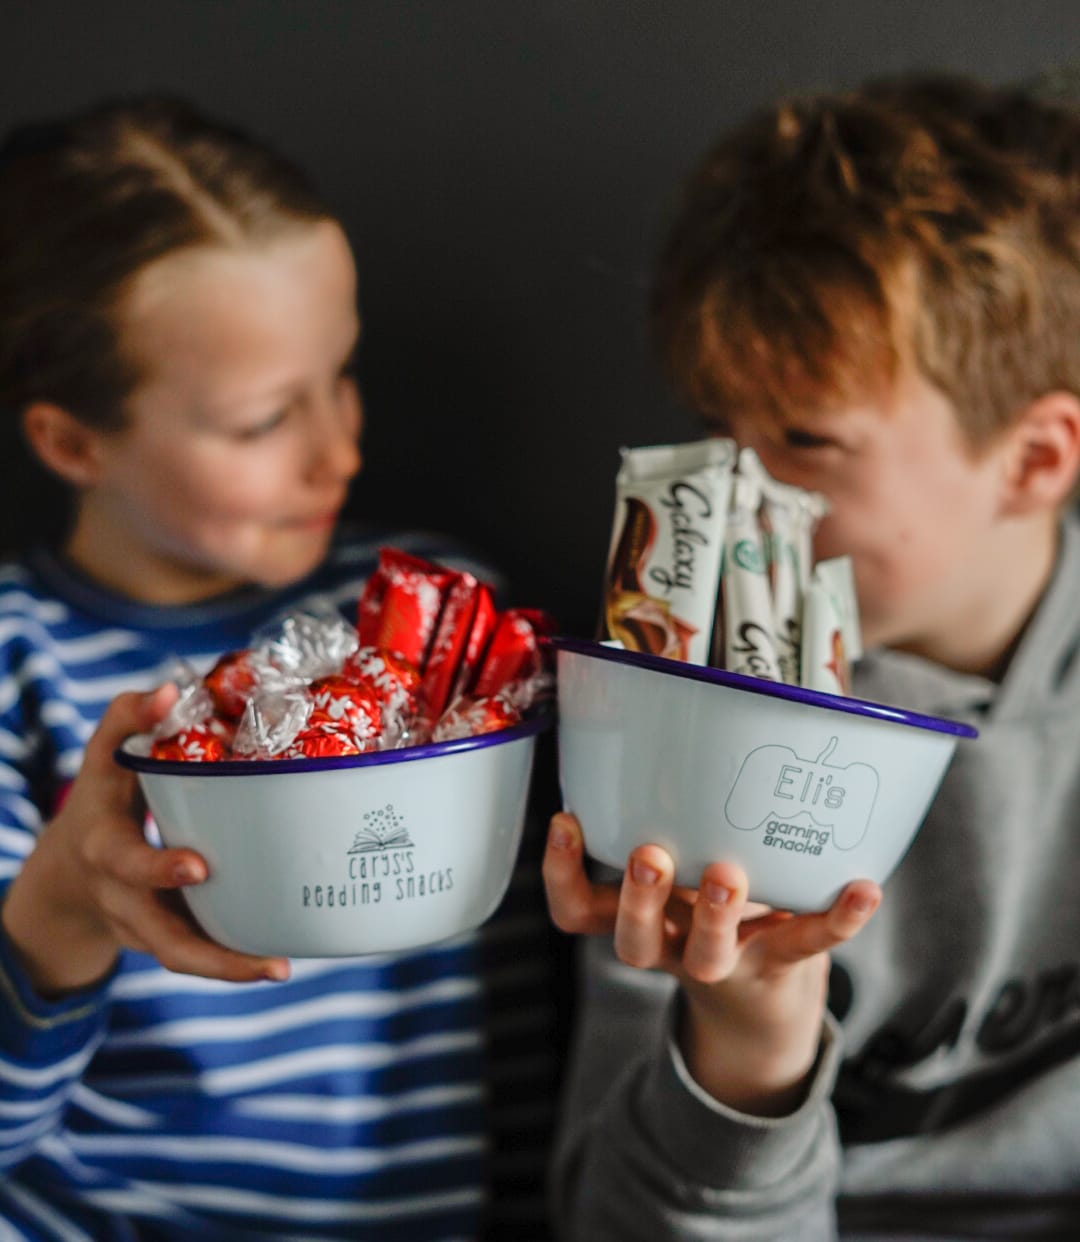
[543, 74, 1080, 1240]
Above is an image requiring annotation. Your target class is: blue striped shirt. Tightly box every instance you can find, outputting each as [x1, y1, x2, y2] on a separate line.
[0, 528, 559, 1241]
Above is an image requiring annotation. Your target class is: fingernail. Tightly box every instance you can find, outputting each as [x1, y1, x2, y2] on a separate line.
[703, 881, 733, 906]
[846, 891, 876, 916]
[264, 961, 289, 982]
[550, 824, 575, 850]
[173, 863, 202, 885]
[630, 859, 661, 886]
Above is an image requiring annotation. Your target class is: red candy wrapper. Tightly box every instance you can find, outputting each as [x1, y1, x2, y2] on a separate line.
[307, 674, 382, 745]
[471, 608, 553, 698]
[283, 723, 371, 759]
[204, 650, 260, 721]
[422, 571, 487, 720]
[343, 647, 422, 713]
[357, 548, 454, 668]
[150, 726, 228, 763]
[432, 694, 521, 742]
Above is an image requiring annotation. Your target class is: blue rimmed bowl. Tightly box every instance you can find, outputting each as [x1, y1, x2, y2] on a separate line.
[553, 638, 976, 912]
[116, 713, 551, 957]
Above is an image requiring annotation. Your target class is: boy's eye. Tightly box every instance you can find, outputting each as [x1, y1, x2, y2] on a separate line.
[337, 343, 361, 381]
[783, 427, 834, 450]
[700, 417, 734, 440]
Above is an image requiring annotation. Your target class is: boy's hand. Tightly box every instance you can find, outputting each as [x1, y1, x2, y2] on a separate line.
[1, 686, 290, 996]
[543, 811, 880, 1115]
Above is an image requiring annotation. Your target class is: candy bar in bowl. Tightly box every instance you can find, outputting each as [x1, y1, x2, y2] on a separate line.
[555, 441, 977, 912]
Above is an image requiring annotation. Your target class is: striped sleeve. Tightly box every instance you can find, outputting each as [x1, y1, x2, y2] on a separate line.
[0, 584, 115, 1170]
[0, 929, 114, 1173]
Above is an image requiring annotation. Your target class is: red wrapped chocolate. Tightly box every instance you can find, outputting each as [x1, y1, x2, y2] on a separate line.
[422, 571, 489, 719]
[283, 723, 369, 759]
[432, 694, 520, 742]
[356, 548, 454, 668]
[204, 650, 260, 721]
[471, 608, 554, 698]
[307, 674, 382, 744]
[454, 583, 498, 701]
[343, 647, 424, 720]
[150, 726, 229, 763]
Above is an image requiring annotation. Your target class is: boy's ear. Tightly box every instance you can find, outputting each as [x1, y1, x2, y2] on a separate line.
[21, 402, 106, 489]
[1000, 390, 1080, 515]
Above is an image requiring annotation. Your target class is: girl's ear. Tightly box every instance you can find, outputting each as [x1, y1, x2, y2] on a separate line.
[21, 402, 106, 488]
[1000, 390, 1080, 515]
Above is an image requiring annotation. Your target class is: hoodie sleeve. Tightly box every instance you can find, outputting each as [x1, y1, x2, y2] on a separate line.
[550, 936, 844, 1242]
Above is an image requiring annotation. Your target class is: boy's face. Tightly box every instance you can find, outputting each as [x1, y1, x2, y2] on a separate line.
[716, 369, 1026, 664]
[67, 221, 363, 603]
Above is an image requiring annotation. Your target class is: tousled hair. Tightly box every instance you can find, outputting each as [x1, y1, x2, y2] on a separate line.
[652, 73, 1080, 451]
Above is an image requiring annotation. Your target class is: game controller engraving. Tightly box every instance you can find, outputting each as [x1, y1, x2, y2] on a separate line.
[724, 736, 879, 850]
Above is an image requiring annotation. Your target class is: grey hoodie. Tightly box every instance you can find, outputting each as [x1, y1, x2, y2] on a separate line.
[551, 514, 1080, 1241]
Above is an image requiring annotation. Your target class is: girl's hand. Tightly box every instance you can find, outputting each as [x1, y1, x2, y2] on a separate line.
[542, 811, 880, 1115]
[2, 686, 290, 995]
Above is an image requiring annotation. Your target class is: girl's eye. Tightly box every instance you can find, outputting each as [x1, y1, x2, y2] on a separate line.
[234, 410, 288, 441]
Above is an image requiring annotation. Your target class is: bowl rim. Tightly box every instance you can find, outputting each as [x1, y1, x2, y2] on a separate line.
[553, 637, 978, 739]
[115, 708, 553, 778]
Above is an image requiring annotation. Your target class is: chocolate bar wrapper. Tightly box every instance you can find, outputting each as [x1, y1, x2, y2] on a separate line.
[421, 570, 484, 720]
[599, 438, 735, 665]
[722, 471, 783, 681]
[799, 556, 861, 694]
[356, 548, 453, 668]
[738, 448, 828, 684]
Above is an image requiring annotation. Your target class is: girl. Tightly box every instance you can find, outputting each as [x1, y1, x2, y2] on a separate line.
[0, 97, 556, 1240]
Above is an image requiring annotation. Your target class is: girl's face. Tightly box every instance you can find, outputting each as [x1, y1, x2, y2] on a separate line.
[68, 221, 363, 603]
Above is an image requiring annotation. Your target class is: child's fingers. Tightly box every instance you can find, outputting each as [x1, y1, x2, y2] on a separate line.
[543, 813, 621, 935]
[613, 845, 676, 968]
[754, 880, 882, 967]
[679, 863, 748, 983]
[77, 802, 203, 889]
[100, 834, 209, 892]
[119, 891, 289, 983]
[824, 881, 882, 944]
[92, 848, 288, 984]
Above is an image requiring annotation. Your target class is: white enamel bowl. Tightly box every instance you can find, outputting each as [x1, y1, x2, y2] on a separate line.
[554, 638, 976, 912]
[117, 714, 550, 957]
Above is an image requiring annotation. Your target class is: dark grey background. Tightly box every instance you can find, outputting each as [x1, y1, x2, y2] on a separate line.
[4, 1, 1079, 633]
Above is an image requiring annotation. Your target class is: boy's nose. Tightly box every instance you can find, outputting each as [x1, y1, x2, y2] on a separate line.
[307, 394, 362, 484]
